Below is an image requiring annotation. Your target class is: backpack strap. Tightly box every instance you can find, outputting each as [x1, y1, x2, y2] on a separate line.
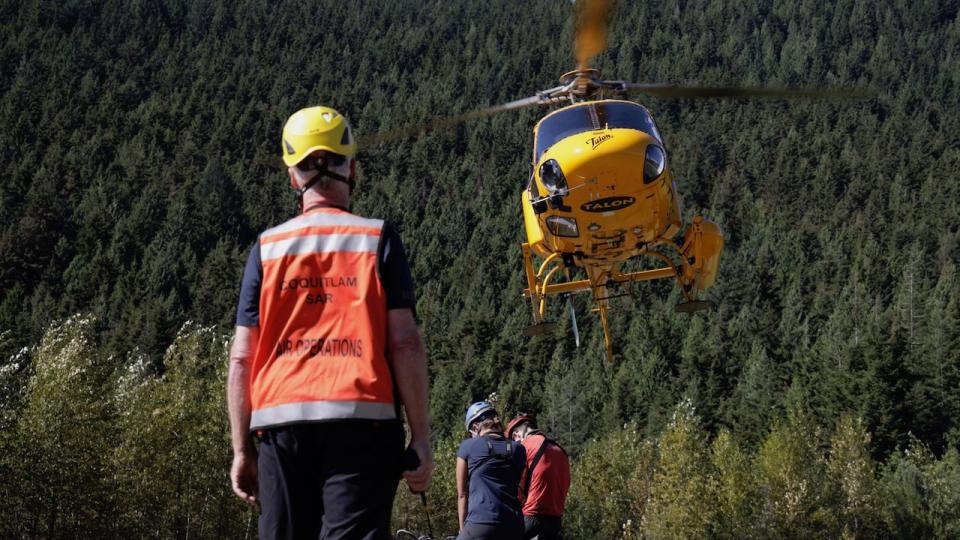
[521, 435, 555, 501]
[472, 437, 510, 480]
[486, 437, 514, 459]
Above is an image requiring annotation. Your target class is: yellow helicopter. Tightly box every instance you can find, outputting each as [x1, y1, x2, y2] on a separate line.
[362, 0, 869, 361]
[517, 86, 723, 361]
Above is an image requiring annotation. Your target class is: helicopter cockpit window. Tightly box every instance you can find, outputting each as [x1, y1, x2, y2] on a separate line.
[535, 102, 662, 162]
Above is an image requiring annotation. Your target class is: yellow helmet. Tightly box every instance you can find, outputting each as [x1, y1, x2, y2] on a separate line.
[281, 106, 357, 167]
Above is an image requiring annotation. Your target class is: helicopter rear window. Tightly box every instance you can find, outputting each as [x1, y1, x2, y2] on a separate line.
[534, 102, 661, 161]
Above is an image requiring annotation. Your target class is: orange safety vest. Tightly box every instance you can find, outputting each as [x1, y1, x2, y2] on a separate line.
[249, 207, 395, 430]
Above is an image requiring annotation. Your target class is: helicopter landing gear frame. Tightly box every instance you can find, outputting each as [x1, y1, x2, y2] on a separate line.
[521, 218, 719, 362]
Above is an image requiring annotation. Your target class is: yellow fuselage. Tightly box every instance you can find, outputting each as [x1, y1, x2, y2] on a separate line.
[522, 101, 682, 265]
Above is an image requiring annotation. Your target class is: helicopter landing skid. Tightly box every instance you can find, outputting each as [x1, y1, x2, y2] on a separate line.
[522, 322, 557, 336]
[675, 300, 715, 313]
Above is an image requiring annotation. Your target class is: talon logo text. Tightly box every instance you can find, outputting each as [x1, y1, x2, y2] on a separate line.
[587, 134, 613, 150]
[580, 196, 636, 212]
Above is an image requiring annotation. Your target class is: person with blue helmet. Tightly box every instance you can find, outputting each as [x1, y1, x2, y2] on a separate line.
[455, 401, 526, 540]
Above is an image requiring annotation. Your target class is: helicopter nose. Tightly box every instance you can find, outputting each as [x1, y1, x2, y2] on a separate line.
[560, 129, 650, 182]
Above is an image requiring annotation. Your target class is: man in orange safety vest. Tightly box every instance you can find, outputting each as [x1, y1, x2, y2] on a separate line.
[227, 105, 434, 540]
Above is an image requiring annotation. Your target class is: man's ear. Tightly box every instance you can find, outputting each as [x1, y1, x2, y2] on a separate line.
[350, 158, 357, 179]
[288, 168, 299, 189]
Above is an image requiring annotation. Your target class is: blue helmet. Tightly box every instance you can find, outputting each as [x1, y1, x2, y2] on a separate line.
[464, 401, 497, 431]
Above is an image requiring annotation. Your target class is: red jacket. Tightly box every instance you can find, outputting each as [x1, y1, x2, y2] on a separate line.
[519, 433, 571, 517]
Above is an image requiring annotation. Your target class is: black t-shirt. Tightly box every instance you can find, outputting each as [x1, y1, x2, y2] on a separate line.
[235, 216, 416, 327]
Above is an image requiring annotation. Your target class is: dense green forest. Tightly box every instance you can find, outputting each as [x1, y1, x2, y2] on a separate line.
[1, 0, 958, 537]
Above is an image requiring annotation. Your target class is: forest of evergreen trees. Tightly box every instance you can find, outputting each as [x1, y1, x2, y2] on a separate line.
[1, 0, 958, 537]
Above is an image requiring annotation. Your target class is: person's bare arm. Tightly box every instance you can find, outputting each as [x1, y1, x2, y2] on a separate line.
[456, 456, 469, 530]
[387, 308, 434, 492]
[228, 325, 259, 507]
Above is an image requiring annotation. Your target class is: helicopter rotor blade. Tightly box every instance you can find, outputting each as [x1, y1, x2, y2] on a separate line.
[574, 0, 614, 71]
[619, 83, 875, 100]
[358, 93, 547, 148]
[359, 0, 618, 150]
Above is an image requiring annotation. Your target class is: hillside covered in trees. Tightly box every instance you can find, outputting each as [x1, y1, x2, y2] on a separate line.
[1, 0, 958, 537]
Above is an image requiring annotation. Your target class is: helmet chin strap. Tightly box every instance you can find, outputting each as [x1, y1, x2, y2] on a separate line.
[295, 166, 355, 210]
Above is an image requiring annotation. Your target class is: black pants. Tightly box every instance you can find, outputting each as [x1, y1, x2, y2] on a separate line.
[457, 521, 523, 540]
[523, 514, 563, 540]
[258, 421, 404, 540]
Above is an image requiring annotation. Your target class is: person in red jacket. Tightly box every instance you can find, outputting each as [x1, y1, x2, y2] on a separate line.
[506, 415, 571, 540]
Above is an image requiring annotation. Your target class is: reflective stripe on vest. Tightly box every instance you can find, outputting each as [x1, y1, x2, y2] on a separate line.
[250, 208, 394, 430]
[261, 234, 380, 260]
[251, 400, 397, 427]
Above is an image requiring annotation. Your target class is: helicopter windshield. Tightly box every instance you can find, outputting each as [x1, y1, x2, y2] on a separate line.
[534, 101, 661, 162]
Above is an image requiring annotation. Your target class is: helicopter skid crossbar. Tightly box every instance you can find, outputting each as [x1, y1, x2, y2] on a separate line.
[522, 236, 707, 362]
[523, 266, 677, 298]
[592, 292, 633, 301]
[521, 247, 681, 362]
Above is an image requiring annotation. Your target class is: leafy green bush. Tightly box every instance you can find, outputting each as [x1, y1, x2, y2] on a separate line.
[876, 440, 960, 539]
[3, 315, 114, 538]
[644, 400, 716, 539]
[565, 424, 654, 539]
[110, 322, 249, 538]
